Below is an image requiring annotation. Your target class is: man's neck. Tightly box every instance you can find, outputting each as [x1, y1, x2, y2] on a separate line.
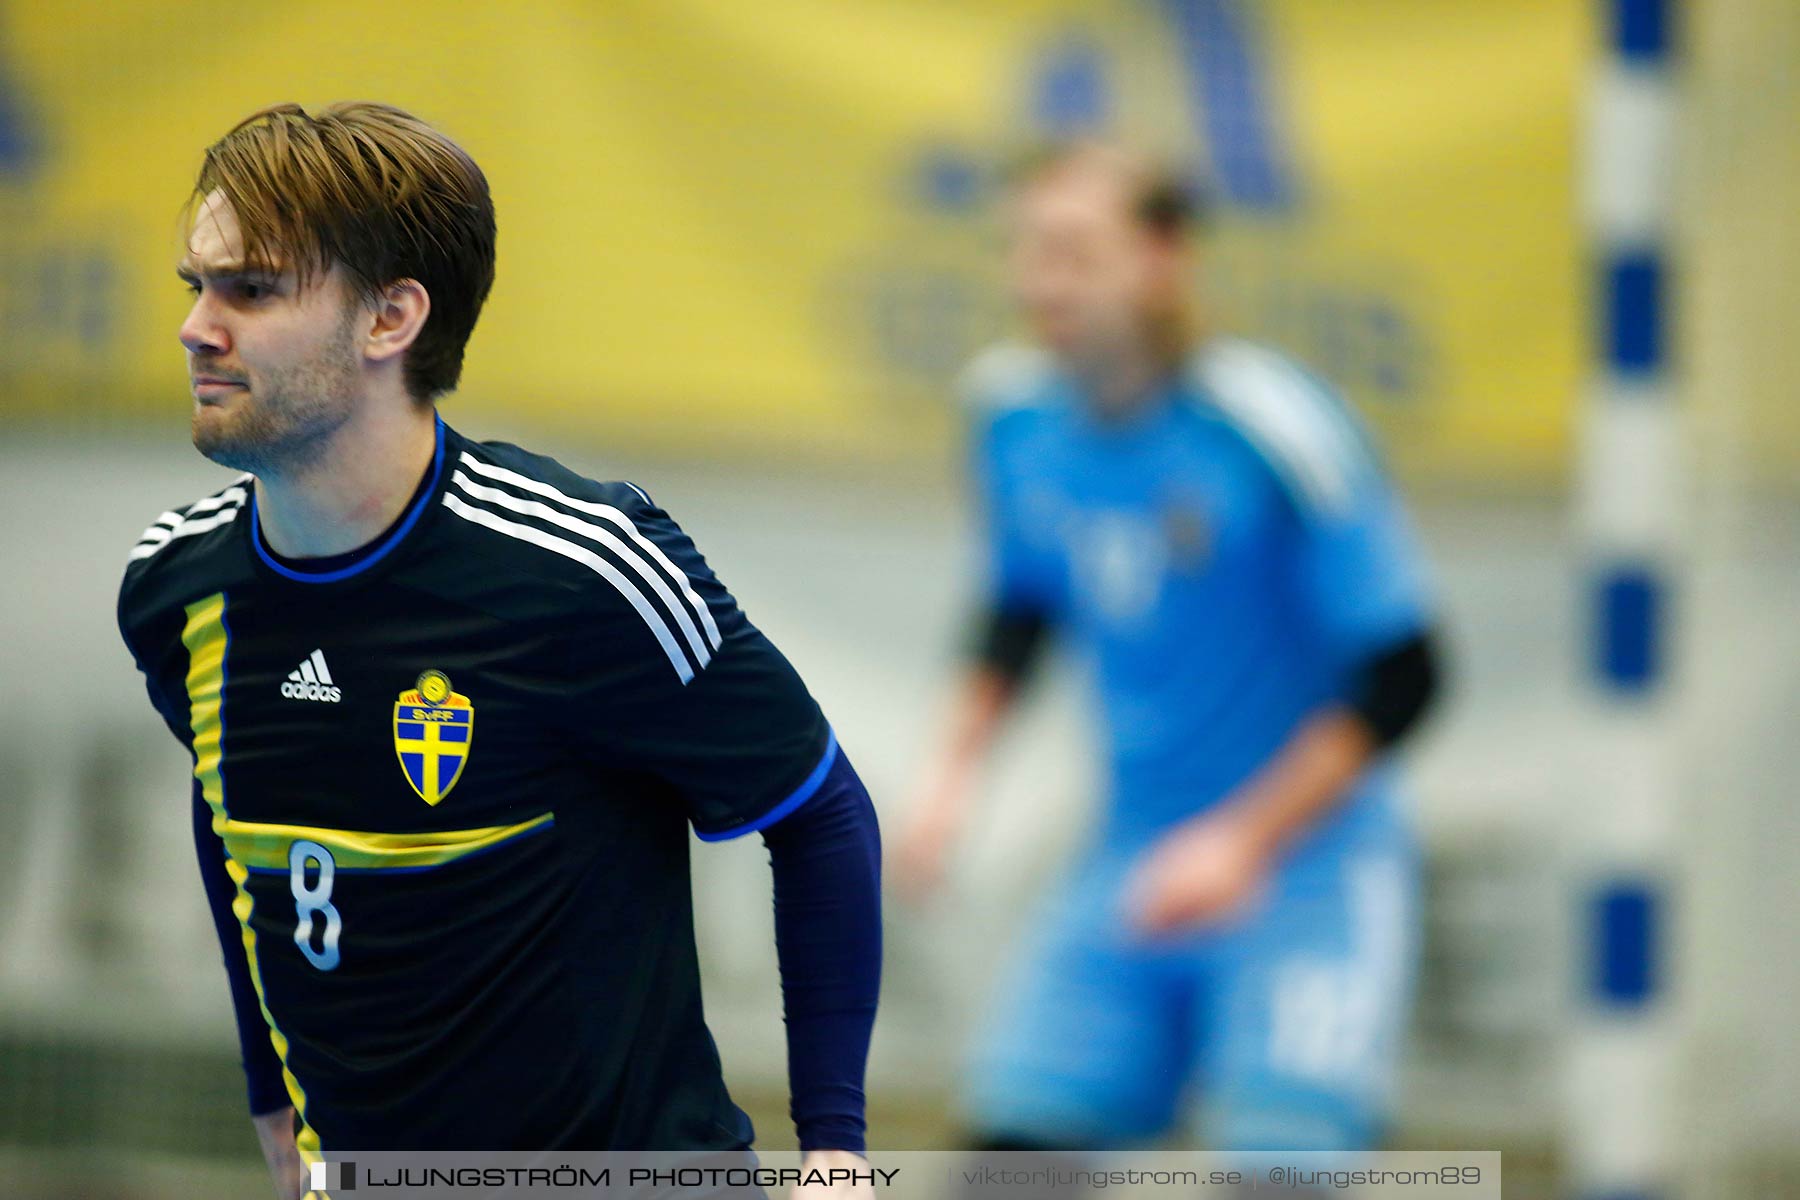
[253, 402, 438, 559]
[1084, 352, 1167, 420]
[1076, 312, 1202, 422]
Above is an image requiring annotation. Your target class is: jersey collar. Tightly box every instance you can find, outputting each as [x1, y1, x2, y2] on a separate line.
[248, 413, 447, 584]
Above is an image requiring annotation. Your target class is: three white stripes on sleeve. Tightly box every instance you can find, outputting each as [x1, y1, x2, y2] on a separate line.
[442, 452, 721, 684]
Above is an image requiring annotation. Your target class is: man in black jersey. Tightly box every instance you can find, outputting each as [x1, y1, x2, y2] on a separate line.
[117, 102, 881, 1199]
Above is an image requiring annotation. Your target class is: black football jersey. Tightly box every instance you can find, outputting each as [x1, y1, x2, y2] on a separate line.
[117, 417, 833, 1153]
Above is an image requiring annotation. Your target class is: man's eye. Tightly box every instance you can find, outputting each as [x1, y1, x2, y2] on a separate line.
[241, 283, 266, 301]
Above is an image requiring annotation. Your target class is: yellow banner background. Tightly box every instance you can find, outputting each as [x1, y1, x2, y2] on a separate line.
[0, 1, 1588, 485]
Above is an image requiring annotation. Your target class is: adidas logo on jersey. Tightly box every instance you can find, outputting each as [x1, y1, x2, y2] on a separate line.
[281, 650, 342, 703]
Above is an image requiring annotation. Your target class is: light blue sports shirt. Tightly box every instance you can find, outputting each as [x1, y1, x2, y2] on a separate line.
[968, 336, 1433, 855]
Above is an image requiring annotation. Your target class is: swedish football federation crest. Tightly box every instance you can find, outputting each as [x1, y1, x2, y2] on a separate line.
[1163, 493, 1213, 570]
[393, 670, 473, 805]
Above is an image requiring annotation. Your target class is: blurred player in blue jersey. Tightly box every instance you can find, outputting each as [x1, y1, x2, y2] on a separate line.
[895, 143, 1444, 1152]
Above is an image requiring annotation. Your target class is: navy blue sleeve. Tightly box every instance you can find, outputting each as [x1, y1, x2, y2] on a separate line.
[192, 783, 290, 1116]
[759, 743, 882, 1153]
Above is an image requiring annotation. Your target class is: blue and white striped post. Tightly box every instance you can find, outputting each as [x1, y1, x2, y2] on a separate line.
[1571, 2, 1679, 1199]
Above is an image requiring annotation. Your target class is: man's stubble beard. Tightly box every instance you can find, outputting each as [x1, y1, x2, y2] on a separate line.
[192, 309, 363, 478]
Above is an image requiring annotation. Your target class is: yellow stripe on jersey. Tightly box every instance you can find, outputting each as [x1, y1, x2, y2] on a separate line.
[181, 592, 325, 1167]
[221, 811, 555, 873]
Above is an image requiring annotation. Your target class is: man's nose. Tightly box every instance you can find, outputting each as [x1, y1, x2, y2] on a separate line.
[179, 297, 228, 357]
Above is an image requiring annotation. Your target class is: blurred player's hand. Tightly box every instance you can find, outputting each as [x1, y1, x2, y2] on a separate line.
[1124, 810, 1273, 935]
[890, 769, 971, 902]
[792, 1149, 875, 1200]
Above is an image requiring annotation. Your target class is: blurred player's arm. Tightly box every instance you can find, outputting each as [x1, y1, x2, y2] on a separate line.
[1129, 626, 1443, 934]
[1223, 626, 1441, 851]
[893, 603, 1051, 898]
[191, 785, 308, 1198]
[897, 347, 1065, 898]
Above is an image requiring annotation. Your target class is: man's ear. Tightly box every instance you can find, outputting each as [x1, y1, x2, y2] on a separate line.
[364, 279, 431, 366]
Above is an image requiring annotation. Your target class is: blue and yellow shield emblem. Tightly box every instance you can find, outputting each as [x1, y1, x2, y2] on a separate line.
[393, 670, 473, 805]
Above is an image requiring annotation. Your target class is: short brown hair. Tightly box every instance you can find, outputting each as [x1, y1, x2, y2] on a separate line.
[1009, 140, 1209, 237]
[187, 101, 497, 402]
